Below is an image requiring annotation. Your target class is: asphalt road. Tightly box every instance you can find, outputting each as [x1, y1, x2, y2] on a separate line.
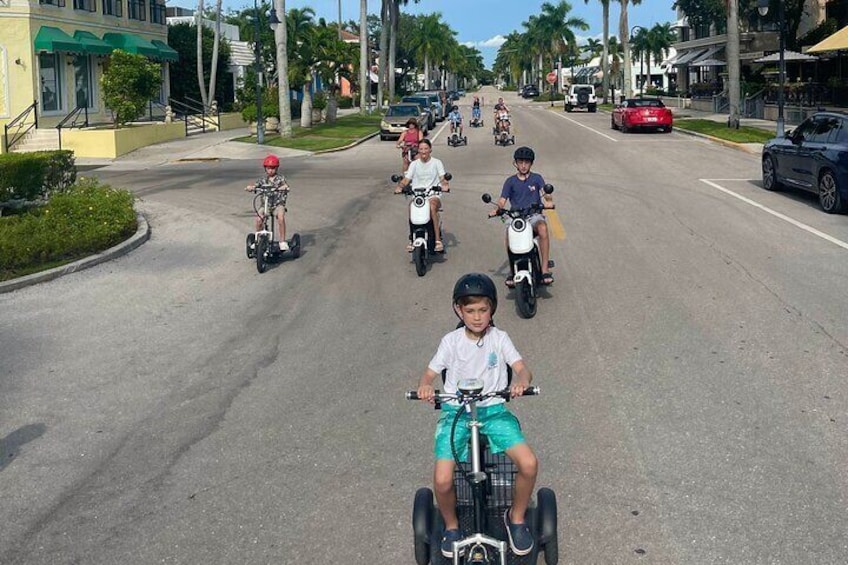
[2, 86, 847, 564]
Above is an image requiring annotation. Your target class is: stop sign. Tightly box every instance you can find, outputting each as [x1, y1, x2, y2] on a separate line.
[546, 71, 557, 85]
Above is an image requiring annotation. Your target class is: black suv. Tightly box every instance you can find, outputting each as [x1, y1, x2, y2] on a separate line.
[762, 111, 848, 213]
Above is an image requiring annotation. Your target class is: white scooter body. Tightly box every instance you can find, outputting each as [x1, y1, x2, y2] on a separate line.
[508, 217, 538, 285]
[409, 194, 432, 249]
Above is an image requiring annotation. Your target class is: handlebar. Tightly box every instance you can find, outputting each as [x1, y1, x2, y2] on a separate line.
[406, 386, 540, 402]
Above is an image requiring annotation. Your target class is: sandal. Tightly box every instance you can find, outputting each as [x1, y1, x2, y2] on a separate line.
[505, 277, 515, 288]
[542, 272, 554, 285]
[434, 240, 444, 252]
[406, 242, 414, 252]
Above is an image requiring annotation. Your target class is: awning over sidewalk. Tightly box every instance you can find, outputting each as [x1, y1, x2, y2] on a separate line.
[808, 25, 848, 53]
[34, 26, 85, 54]
[691, 45, 724, 65]
[673, 48, 707, 66]
[151, 40, 179, 62]
[73, 30, 113, 55]
[103, 32, 161, 59]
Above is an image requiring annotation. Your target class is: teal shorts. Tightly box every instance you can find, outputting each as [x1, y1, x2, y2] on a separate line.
[434, 403, 526, 462]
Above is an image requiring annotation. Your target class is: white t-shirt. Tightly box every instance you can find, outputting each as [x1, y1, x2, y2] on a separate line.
[404, 156, 446, 190]
[428, 326, 522, 407]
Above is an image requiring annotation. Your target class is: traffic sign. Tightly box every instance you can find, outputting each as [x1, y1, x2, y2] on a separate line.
[546, 71, 557, 85]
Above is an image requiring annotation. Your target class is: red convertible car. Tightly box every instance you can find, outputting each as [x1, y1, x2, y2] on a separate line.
[611, 98, 673, 133]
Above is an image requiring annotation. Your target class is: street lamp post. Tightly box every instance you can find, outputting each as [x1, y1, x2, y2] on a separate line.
[630, 26, 645, 98]
[252, 1, 281, 145]
[758, 0, 785, 135]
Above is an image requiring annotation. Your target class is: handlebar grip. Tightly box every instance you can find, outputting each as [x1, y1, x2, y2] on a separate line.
[523, 386, 540, 396]
[406, 391, 420, 400]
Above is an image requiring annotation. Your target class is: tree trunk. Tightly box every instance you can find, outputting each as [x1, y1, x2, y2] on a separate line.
[326, 86, 338, 123]
[619, 0, 631, 99]
[196, 0, 208, 107]
[389, 0, 398, 100]
[424, 53, 430, 90]
[275, 0, 292, 138]
[359, 0, 368, 114]
[208, 0, 222, 106]
[727, 0, 741, 127]
[301, 81, 313, 127]
[377, 0, 389, 108]
[602, 1, 610, 104]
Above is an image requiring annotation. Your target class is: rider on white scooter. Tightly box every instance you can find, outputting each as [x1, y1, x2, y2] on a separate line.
[488, 146, 555, 287]
[394, 138, 450, 253]
[448, 105, 463, 138]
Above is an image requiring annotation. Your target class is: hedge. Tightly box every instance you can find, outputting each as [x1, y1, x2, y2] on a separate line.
[0, 151, 76, 209]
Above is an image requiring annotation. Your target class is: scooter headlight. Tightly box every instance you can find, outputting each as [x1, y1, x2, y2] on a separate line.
[512, 218, 526, 232]
[413, 196, 426, 208]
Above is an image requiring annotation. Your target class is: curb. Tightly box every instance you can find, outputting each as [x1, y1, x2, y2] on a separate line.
[313, 130, 380, 154]
[0, 211, 150, 294]
[672, 127, 763, 155]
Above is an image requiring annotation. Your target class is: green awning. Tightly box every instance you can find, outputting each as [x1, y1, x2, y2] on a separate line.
[151, 40, 179, 62]
[73, 31, 113, 55]
[34, 26, 85, 54]
[102, 32, 161, 59]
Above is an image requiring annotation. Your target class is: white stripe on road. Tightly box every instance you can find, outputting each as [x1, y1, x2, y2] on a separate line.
[700, 179, 848, 251]
[549, 110, 619, 142]
[430, 121, 450, 142]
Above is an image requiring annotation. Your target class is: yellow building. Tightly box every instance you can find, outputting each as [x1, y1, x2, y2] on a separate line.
[0, 0, 177, 152]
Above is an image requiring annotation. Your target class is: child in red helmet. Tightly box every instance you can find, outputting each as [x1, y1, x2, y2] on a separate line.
[246, 155, 290, 251]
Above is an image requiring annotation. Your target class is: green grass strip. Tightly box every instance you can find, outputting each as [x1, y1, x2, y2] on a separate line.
[235, 113, 382, 151]
[673, 118, 775, 144]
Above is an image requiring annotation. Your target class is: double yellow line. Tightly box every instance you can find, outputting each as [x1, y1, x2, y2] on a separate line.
[545, 209, 566, 240]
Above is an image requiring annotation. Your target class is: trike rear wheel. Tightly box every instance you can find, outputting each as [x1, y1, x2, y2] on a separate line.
[413, 488, 434, 565]
[538, 488, 558, 564]
[255, 236, 269, 273]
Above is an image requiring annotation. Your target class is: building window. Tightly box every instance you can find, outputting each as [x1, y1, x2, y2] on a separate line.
[150, 2, 166, 24]
[73, 0, 96, 11]
[39, 0, 67, 6]
[102, 0, 122, 16]
[73, 56, 96, 110]
[39, 53, 63, 113]
[128, 0, 146, 20]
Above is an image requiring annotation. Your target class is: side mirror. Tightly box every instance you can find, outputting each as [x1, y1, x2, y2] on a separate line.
[444, 173, 452, 181]
[543, 184, 554, 194]
[391, 174, 402, 183]
[482, 193, 492, 203]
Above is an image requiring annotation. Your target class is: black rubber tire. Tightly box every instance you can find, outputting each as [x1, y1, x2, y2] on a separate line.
[537, 488, 558, 564]
[565, 105, 573, 113]
[589, 105, 597, 113]
[413, 245, 427, 277]
[620, 122, 629, 134]
[515, 279, 537, 318]
[413, 488, 434, 565]
[819, 169, 846, 213]
[610, 117, 618, 130]
[291, 233, 301, 259]
[246, 233, 256, 259]
[255, 236, 268, 273]
[762, 154, 782, 191]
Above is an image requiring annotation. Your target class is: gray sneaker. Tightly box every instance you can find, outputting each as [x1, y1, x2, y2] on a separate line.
[440, 528, 464, 558]
[504, 508, 534, 556]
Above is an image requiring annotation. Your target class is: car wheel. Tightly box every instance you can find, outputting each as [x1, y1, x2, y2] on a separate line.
[819, 169, 847, 213]
[380, 134, 387, 141]
[762, 154, 782, 191]
[589, 105, 597, 113]
[611, 117, 618, 130]
[620, 121, 628, 134]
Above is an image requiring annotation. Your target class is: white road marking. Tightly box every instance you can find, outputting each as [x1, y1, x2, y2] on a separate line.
[549, 110, 618, 142]
[700, 179, 848, 251]
[430, 121, 450, 142]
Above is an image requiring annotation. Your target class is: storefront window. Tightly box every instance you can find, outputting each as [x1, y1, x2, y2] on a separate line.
[74, 55, 95, 109]
[39, 52, 62, 112]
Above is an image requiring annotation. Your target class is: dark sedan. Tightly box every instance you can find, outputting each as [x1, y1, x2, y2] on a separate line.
[762, 112, 848, 213]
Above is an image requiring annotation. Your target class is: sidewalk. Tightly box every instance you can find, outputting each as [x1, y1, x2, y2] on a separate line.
[667, 105, 777, 154]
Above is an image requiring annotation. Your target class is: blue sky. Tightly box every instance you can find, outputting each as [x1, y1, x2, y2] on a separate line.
[184, 0, 679, 68]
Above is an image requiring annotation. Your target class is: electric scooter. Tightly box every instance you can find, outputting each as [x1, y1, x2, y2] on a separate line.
[470, 107, 484, 128]
[391, 173, 452, 277]
[493, 115, 515, 146]
[482, 186, 555, 318]
[245, 186, 301, 274]
[408, 379, 559, 564]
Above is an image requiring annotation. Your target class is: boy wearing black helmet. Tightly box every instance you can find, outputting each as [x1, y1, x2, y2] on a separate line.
[245, 155, 290, 251]
[416, 273, 538, 558]
[489, 146, 554, 286]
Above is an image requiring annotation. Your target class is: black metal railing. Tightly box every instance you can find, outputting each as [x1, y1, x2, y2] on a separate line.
[169, 97, 220, 135]
[56, 105, 90, 150]
[4, 100, 38, 152]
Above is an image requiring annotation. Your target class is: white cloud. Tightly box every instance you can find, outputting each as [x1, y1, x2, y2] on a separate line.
[461, 41, 477, 48]
[479, 35, 507, 48]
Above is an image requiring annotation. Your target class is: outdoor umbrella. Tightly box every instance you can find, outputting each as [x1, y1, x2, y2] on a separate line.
[753, 50, 818, 63]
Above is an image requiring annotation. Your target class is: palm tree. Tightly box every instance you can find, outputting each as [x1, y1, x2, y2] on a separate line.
[584, 37, 604, 59]
[411, 13, 452, 90]
[539, 0, 589, 71]
[617, 0, 642, 97]
[275, 0, 291, 137]
[359, 0, 368, 113]
[607, 35, 624, 97]
[630, 26, 648, 92]
[586, 0, 612, 102]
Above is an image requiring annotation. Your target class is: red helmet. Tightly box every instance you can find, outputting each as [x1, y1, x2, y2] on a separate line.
[263, 155, 280, 168]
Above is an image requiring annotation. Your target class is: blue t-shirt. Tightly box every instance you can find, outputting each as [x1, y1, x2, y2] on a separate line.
[500, 172, 545, 211]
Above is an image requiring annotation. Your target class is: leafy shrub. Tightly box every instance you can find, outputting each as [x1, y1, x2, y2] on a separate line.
[101, 50, 162, 127]
[0, 177, 136, 280]
[312, 91, 328, 111]
[0, 151, 76, 206]
[338, 95, 354, 109]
